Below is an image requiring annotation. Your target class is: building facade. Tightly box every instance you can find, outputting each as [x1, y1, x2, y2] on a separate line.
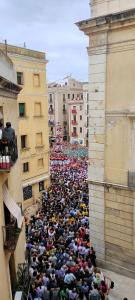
[0, 50, 25, 299]
[83, 83, 89, 146]
[77, 0, 135, 277]
[48, 77, 88, 146]
[0, 44, 50, 208]
[68, 95, 85, 146]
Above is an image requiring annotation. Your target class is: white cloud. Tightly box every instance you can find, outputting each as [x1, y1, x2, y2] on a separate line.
[0, 0, 90, 81]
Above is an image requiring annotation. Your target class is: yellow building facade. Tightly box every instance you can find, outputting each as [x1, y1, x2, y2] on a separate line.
[0, 50, 25, 299]
[0, 44, 50, 208]
[77, 1, 135, 277]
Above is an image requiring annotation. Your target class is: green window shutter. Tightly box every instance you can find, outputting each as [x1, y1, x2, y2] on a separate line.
[19, 103, 25, 117]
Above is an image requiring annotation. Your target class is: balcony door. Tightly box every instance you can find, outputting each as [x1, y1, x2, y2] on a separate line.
[9, 254, 17, 298]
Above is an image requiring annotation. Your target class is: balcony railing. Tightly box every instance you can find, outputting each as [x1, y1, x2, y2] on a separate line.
[48, 120, 55, 126]
[63, 121, 67, 126]
[63, 131, 68, 135]
[49, 131, 54, 136]
[3, 223, 21, 251]
[72, 109, 77, 114]
[72, 132, 78, 137]
[48, 109, 54, 115]
[72, 120, 78, 125]
[0, 137, 18, 171]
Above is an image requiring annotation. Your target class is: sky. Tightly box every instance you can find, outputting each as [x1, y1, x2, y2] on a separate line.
[0, 0, 90, 82]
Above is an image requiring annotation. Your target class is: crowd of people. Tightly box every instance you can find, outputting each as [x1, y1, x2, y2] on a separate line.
[26, 143, 113, 300]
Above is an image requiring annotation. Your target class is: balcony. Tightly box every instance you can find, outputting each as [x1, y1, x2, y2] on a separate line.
[48, 109, 54, 115]
[49, 131, 54, 136]
[48, 120, 55, 126]
[72, 109, 77, 114]
[72, 132, 78, 137]
[3, 224, 21, 251]
[0, 138, 18, 171]
[63, 109, 67, 114]
[63, 130, 68, 136]
[72, 120, 78, 125]
[63, 121, 67, 126]
[15, 263, 31, 300]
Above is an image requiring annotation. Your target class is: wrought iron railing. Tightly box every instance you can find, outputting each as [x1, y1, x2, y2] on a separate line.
[3, 224, 21, 251]
[0, 137, 18, 171]
[15, 263, 31, 300]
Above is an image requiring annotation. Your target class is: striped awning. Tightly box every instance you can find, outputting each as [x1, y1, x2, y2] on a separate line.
[3, 184, 23, 228]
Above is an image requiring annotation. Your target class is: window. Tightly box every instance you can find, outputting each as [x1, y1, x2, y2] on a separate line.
[87, 117, 89, 127]
[17, 72, 24, 85]
[63, 94, 65, 102]
[33, 74, 40, 87]
[80, 127, 82, 133]
[63, 104, 66, 111]
[73, 115, 76, 121]
[80, 105, 82, 111]
[36, 132, 43, 146]
[80, 115, 82, 121]
[68, 94, 70, 99]
[49, 94, 52, 103]
[23, 162, 29, 172]
[73, 127, 76, 133]
[21, 135, 27, 149]
[23, 186, 32, 200]
[34, 102, 41, 116]
[72, 94, 74, 100]
[19, 103, 25, 117]
[39, 181, 44, 192]
[38, 158, 44, 169]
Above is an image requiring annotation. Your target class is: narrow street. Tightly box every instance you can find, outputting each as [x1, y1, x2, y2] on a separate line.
[26, 143, 113, 300]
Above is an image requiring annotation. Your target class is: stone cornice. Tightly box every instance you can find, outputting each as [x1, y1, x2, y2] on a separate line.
[88, 180, 135, 191]
[76, 8, 135, 35]
[106, 111, 135, 118]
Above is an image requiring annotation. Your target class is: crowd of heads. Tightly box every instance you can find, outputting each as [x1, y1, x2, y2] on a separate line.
[26, 143, 113, 300]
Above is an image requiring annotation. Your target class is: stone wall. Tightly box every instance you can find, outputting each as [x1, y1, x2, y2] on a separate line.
[104, 186, 135, 277]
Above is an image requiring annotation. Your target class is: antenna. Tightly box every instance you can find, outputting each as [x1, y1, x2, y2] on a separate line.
[4, 39, 7, 55]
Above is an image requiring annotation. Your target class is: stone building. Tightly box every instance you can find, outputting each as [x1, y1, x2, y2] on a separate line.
[77, 0, 135, 277]
[0, 50, 25, 299]
[0, 43, 50, 208]
[48, 77, 89, 146]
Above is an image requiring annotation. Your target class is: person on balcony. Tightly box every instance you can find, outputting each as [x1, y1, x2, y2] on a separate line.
[2, 122, 18, 162]
[3, 122, 15, 143]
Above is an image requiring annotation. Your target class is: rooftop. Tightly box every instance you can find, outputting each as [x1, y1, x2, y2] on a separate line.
[0, 43, 46, 60]
[76, 7, 135, 32]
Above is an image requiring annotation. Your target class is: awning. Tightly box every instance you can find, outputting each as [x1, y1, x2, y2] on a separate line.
[3, 184, 23, 229]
